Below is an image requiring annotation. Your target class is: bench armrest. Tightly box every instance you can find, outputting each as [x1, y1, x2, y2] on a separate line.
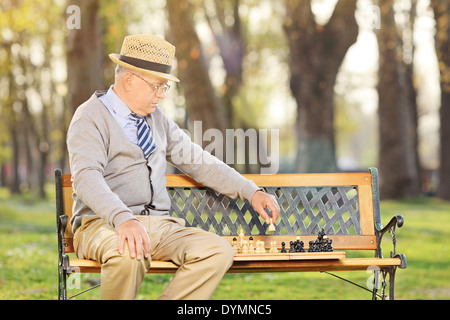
[375, 215, 407, 269]
[377, 214, 404, 233]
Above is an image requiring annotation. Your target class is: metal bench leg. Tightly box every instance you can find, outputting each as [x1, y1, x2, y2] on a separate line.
[58, 264, 68, 300]
[372, 266, 397, 300]
[388, 266, 397, 300]
[371, 269, 380, 300]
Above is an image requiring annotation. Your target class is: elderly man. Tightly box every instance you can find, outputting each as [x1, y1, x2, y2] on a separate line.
[67, 34, 279, 300]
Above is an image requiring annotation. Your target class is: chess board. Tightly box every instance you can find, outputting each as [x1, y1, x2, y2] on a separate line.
[233, 251, 345, 261]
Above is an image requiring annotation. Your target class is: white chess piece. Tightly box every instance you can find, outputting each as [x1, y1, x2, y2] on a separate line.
[268, 218, 276, 232]
[242, 240, 249, 254]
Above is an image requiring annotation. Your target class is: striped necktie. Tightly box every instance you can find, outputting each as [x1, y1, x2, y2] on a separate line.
[130, 113, 156, 158]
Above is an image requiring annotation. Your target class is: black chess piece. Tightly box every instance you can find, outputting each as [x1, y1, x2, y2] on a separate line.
[327, 239, 333, 252]
[308, 240, 314, 252]
[289, 241, 295, 253]
[281, 242, 287, 253]
[299, 240, 305, 252]
[294, 240, 300, 252]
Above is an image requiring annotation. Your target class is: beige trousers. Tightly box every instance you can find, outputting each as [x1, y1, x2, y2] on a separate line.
[73, 215, 234, 300]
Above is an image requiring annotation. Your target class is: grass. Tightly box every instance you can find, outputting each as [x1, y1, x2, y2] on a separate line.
[0, 189, 449, 300]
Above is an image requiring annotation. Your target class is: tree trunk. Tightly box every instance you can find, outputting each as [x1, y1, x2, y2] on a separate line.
[4, 43, 21, 194]
[284, 0, 358, 173]
[430, 0, 450, 200]
[204, 0, 245, 124]
[66, 0, 104, 113]
[376, 0, 421, 199]
[166, 0, 229, 140]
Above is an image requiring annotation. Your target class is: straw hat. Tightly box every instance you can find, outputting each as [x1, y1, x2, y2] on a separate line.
[109, 34, 180, 82]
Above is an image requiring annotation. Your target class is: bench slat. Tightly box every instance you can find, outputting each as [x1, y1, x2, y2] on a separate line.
[165, 173, 372, 188]
[64, 173, 373, 188]
[69, 257, 402, 274]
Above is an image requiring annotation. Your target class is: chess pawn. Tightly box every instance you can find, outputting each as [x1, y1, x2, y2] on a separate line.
[270, 241, 278, 253]
[257, 241, 263, 254]
[242, 240, 249, 254]
[257, 241, 265, 254]
[232, 237, 239, 254]
[254, 241, 260, 254]
[268, 218, 276, 232]
[248, 237, 255, 254]
[308, 240, 314, 252]
[281, 242, 287, 253]
[300, 240, 305, 252]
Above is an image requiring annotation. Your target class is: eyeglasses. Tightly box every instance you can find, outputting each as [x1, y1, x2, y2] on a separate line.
[131, 72, 171, 94]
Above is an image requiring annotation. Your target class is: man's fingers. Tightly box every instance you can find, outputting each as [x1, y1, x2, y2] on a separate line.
[258, 208, 270, 224]
[117, 219, 151, 260]
[251, 191, 281, 224]
[118, 233, 126, 255]
[267, 199, 280, 221]
[127, 235, 136, 258]
[142, 234, 151, 258]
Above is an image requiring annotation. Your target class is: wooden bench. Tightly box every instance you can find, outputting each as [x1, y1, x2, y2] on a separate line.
[55, 167, 406, 300]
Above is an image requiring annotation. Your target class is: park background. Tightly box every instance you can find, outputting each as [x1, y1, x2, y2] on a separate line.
[0, 0, 449, 299]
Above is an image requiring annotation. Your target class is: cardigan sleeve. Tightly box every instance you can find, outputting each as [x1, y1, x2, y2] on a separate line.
[163, 115, 261, 202]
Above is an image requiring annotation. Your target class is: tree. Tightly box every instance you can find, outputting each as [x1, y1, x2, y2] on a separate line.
[166, 0, 229, 139]
[376, 0, 421, 199]
[66, 0, 104, 114]
[283, 0, 358, 173]
[202, 0, 245, 124]
[0, 0, 66, 197]
[430, 0, 450, 200]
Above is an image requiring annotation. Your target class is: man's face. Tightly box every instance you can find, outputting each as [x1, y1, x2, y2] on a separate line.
[127, 71, 169, 116]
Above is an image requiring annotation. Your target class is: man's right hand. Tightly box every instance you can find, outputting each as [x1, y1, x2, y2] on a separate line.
[116, 219, 151, 260]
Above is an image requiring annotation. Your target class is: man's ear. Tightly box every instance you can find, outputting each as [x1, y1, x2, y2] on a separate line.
[122, 71, 134, 92]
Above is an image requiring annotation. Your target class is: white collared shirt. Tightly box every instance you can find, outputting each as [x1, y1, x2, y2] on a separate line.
[98, 85, 139, 144]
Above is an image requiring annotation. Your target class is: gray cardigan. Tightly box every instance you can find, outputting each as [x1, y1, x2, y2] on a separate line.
[67, 92, 260, 233]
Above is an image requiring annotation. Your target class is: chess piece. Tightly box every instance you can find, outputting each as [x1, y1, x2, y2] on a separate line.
[256, 241, 265, 254]
[270, 241, 278, 253]
[289, 241, 295, 253]
[261, 241, 266, 254]
[248, 237, 255, 254]
[242, 240, 249, 254]
[308, 240, 314, 252]
[281, 242, 287, 253]
[268, 218, 276, 232]
[299, 240, 305, 252]
[232, 237, 239, 254]
[239, 228, 245, 247]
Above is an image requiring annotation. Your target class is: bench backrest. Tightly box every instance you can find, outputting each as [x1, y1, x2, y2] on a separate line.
[55, 169, 381, 253]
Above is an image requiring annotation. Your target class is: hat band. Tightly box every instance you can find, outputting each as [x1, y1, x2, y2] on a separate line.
[119, 55, 172, 74]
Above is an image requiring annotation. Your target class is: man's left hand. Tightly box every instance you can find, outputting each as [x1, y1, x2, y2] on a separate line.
[251, 190, 280, 224]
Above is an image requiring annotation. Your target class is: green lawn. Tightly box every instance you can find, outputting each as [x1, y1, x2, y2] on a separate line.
[0, 190, 449, 300]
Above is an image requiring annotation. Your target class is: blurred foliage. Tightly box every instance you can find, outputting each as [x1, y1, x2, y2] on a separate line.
[0, 0, 446, 197]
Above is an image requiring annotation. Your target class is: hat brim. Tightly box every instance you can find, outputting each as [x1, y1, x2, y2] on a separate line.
[109, 53, 180, 82]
